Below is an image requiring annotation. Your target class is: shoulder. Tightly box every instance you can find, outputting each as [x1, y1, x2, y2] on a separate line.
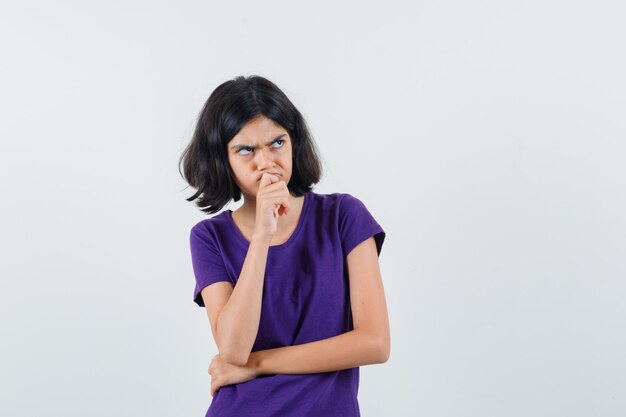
[306, 191, 362, 212]
[306, 192, 377, 232]
[305, 192, 375, 224]
[189, 211, 231, 244]
[337, 192, 366, 209]
[328, 192, 370, 217]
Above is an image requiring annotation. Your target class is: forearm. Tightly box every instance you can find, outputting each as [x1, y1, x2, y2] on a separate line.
[216, 233, 272, 365]
[247, 329, 387, 375]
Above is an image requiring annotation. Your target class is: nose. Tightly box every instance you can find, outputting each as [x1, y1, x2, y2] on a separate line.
[255, 147, 275, 170]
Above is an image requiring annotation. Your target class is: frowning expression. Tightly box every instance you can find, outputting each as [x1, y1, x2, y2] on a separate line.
[227, 115, 293, 199]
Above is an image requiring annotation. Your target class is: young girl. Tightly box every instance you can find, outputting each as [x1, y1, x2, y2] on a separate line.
[179, 75, 390, 417]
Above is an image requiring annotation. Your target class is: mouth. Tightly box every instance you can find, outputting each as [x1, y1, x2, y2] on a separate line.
[259, 171, 281, 179]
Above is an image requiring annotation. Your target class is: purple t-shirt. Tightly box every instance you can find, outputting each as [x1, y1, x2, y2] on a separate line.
[189, 191, 385, 417]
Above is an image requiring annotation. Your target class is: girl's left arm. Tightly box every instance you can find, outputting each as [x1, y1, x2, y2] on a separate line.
[248, 236, 390, 375]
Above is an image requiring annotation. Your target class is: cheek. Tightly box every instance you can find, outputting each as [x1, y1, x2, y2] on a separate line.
[229, 161, 254, 182]
[228, 161, 243, 180]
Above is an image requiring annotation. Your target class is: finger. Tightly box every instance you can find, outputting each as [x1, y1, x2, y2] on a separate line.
[279, 193, 292, 216]
[262, 185, 289, 200]
[282, 197, 292, 211]
[259, 180, 288, 198]
[259, 172, 273, 189]
[268, 173, 279, 183]
[264, 191, 290, 216]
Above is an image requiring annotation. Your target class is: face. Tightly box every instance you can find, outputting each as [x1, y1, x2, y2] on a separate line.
[227, 115, 293, 200]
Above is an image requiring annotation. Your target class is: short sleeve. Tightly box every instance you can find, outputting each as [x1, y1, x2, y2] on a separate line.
[338, 193, 386, 258]
[189, 224, 232, 307]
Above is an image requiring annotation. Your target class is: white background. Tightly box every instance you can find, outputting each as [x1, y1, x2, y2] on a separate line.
[1, 1, 625, 416]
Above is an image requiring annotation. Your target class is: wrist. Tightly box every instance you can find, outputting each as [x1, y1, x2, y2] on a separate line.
[251, 233, 273, 245]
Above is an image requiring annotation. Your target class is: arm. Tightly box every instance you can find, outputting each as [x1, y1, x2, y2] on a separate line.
[213, 174, 293, 366]
[214, 233, 272, 365]
[248, 236, 390, 374]
[248, 328, 386, 375]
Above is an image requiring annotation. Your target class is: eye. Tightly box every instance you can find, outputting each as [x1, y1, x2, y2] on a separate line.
[236, 138, 285, 156]
[237, 147, 253, 156]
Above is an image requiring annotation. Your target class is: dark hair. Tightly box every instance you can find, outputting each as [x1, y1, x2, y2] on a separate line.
[178, 75, 323, 214]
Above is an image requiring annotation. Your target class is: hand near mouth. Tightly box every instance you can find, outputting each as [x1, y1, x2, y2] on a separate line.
[254, 172, 291, 237]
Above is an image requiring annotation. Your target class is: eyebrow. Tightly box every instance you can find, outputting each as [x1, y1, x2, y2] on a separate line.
[230, 134, 287, 151]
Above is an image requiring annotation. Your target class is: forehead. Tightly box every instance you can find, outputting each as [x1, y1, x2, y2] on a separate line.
[230, 116, 288, 143]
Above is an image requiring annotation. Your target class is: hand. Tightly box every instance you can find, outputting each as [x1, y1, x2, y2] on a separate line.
[208, 353, 259, 397]
[254, 172, 291, 237]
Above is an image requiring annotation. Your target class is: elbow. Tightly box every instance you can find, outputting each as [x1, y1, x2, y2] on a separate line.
[376, 343, 390, 364]
[361, 328, 390, 364]
[215, 329, 251, 366]
[218, 347, 250, 366]
[373, 335, 390, 364]
[219, 349, 250, 366]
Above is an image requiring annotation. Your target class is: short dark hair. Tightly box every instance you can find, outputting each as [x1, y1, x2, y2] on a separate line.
[179, 75, 324, 214]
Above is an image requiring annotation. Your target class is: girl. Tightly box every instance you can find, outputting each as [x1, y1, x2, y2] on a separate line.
[179, 75, 390, 417]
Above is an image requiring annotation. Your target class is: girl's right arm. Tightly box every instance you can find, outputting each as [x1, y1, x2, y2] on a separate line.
[202, 172, 290, 366]
[209, 232, 272, 366]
